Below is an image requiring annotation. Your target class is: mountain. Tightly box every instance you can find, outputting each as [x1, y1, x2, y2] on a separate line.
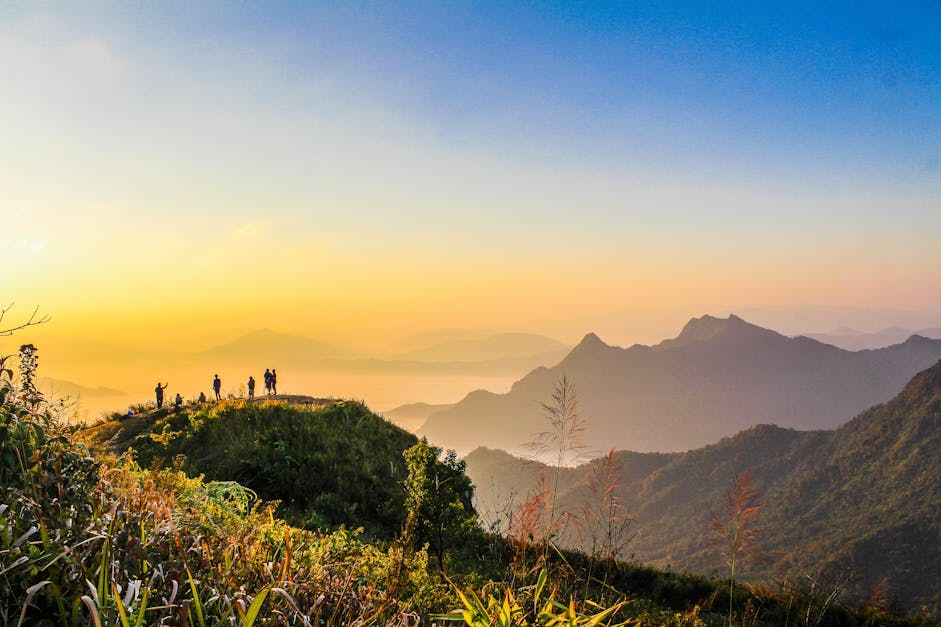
[802, 326, 941, 351]
[465, 359, 941, 610]
[37, 377, 125, 399]
[383, 401, 456, 431]
[194, 329, 349, 367]
[395, 332, 569, 363]
[419, 314, 941, 454]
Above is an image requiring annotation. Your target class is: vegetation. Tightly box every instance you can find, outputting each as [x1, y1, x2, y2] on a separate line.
[4, 342, 940, 624]
[401, 439, 477, 572]
[87, 398, 418, 537]
[467, 360, 941, 613]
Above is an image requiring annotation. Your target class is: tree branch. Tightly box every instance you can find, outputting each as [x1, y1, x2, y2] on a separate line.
[0, 303, 51, 336]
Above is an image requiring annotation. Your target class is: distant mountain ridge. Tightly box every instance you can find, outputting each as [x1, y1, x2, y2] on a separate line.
[37, 377, 125, 399]
[419, 314, 941, 453]
[465, 359, 941, 610]
[800, 326, 941, 351]
[195, 329, 350, 365]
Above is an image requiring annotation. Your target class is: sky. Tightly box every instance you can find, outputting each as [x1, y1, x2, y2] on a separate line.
[1, 2, 939, 412]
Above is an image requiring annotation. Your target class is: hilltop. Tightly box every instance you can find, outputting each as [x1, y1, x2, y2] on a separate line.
[85, 396, 418, 536]
[420, 314, 941, 453]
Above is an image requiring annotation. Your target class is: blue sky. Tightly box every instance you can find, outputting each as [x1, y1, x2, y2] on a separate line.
[0, 1, 939, 348]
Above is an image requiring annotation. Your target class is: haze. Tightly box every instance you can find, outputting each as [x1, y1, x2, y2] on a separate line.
[1, 3, 939, 419]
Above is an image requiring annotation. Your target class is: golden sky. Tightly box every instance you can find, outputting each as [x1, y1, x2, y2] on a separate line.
[2, 4, 939, 417]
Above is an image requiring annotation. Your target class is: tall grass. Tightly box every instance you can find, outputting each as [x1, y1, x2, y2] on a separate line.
[1, 348, 439, 624]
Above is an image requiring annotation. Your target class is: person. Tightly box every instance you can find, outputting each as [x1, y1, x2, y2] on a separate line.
[271, 369, 278, 395]
[213, 374, 222, 401]
[154, 382, 168, 408]
[247, 375, 256, 400]
[173, 393, 183, 413]
[264, 368, 272, 395]
[198, 391, 207, 403]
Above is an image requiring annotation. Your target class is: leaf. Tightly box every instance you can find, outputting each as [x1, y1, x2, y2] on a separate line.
[240, 586, 271, 627]
[185, 566, 206, 627]
[112, 582, 130, 627]
[133, 588, 150, 627]
[80, 596, 102, 627]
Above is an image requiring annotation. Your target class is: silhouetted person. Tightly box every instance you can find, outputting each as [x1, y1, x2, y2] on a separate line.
[264, 368, 272, 395]
[198, 391, 207, 403]
[154, 382, 168, 408]
[247, 375, 256, 399]
[271, 369, 278, 395]
[173, 393, 183, 413]
[213, 374, 222, 401]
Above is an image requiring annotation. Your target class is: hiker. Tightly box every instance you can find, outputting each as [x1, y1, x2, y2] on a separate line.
[264, 368, 272, 395]
[198, 391, 207, 403]
[213, 374, 222, 400]
[247, 375, 256, 399]
[154, 382, 169, 408]
[271, 369, 278, 395]
[173, 393, 183, 413]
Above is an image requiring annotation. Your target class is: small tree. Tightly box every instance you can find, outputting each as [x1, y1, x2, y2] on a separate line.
[579, 449, 632, 564]
[401, 438, 476, 572]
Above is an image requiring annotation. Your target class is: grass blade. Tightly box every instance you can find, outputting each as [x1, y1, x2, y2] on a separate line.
[240, 586, 271, 627]
[185, 566, 206, 627]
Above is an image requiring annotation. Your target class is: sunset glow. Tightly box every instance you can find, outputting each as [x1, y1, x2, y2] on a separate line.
[2, 2, 938, 416]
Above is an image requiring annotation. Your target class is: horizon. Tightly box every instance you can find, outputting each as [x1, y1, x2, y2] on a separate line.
[2, 3, 939, 418]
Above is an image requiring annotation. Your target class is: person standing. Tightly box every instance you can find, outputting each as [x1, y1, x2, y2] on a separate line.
[154, 382, 169, 408]
[247, 375, 256, 400]
[264, 368, 272, 395]
[213, 374, 222, 401]
[271, 369, 278, 395]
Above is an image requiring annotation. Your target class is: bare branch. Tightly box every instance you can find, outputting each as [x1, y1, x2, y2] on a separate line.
[0, 304, 51, 336]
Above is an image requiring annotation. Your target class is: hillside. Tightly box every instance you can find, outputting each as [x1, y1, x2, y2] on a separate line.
[85, 397, 418, 536]
[6, 345, 932, 624]
[421, 314, 941, 453]
[384, 401, 456, 431]
[466, 359, 941, 610]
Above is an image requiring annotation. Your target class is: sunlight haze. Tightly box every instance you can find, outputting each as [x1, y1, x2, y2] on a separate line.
[1, 2, 938, 418]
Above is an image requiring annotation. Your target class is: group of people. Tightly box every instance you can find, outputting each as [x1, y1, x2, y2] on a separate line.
[247, 368, 278, 399]
[153, 368, 279, 410]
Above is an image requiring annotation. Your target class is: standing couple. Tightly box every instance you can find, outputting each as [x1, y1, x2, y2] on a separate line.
[263, 368, 278, 395]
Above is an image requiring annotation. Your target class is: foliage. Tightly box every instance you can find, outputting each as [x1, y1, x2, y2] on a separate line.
[86, 398, 420, 538]
[402, 438, 478, 571]
[440, 569, 709, 627]
[1, 345, 442, 624]
[8, 337, 941, 625]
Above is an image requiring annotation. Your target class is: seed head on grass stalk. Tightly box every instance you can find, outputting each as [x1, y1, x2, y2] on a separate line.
[711, 469, 762, 626]
[525, 376, 587, 559]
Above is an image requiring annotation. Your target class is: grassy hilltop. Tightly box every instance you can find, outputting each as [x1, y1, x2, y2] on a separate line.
[85, 397, 419, 537]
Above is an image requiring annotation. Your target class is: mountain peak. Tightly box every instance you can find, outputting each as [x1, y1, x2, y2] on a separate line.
[677, 313, 749, 340]
[575, 332, 607, 351]
[656, 314, 776, 350]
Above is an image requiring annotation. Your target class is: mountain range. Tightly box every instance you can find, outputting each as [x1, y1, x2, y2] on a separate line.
[192, 329, 568, 376]
[800, 326, 941, 351]
[419, 314, 941, 453]
[465, 359, 941, 610]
